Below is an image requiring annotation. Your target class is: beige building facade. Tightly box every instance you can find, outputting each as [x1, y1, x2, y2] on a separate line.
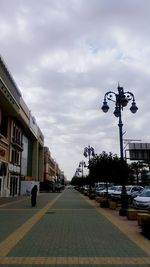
[0, 55, 44, 197]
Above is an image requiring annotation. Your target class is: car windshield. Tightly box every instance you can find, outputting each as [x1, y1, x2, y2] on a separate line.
[140, 190, 150, 197]
[109, 186, 116, 190]
[126, 186, 132, 191]
[115, 186, 122, 191]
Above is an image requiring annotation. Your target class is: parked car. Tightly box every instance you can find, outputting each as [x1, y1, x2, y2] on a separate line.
[97, 185, 120, 197]
[83, 185, 89, 194]
[128, 185, 144, 203]
[111, 185, 143, 202]
[95, 185, 105, 195]
[110, 186, 122, 200]
[133, 189, 150, 211]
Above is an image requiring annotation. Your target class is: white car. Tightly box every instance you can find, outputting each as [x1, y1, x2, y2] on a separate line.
[97, 186, 120, 196]
[133, 189, 150, 211]
[111, 185, 143, 202]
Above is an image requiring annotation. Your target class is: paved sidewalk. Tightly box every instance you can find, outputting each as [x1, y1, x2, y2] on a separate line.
[0, 189, 150, 266]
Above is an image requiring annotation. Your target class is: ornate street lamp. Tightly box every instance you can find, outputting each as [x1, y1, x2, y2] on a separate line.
[84, 145, 95, 161]
[83, 145, 95, 193]
[75, 167, 81, 177]
[101, 84, 138, 215]
[79, 160, 87, 177]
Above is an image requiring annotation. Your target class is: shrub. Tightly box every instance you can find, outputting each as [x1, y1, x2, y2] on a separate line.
[100, 198, 109, 208]
[89, 193, 95, 200]
[141, 218, 150, 239]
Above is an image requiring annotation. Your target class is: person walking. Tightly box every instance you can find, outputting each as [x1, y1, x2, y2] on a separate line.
[31, 185, 38, 207]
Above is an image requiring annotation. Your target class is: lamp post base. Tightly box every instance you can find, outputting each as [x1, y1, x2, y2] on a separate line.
[119, 185, 128, 216]
[119, 208, 127, 216]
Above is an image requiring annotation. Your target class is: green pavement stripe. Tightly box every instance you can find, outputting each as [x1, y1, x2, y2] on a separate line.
[0, 256, 150, 265]
[0, 193, 62, 257]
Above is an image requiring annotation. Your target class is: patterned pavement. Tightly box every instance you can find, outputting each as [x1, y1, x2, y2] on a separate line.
[0, 189, 150, 266]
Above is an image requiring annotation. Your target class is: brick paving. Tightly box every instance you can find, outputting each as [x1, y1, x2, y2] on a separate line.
[0, 189, 150, 266]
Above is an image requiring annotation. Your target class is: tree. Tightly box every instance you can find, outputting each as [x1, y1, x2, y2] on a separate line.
[89, 151, 130, 186]
[71, 175, 87, 188]
[130, 161, 145, 184]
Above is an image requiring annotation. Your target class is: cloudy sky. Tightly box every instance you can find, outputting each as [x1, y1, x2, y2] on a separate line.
[1, 0, 150, 180]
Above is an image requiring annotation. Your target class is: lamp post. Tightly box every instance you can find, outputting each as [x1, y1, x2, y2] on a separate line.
[84, 145, 95, 161]
[101, 84, 138, 215]
[75, 167, 81, 177]
[83, 145, 95, 193]
[79, 160, 87, 177]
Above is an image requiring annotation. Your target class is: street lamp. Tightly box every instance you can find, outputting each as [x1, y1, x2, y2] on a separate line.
[83, 145, 95, 193]
[79, 160, 87, 177]
[75, 167, 81, 177]
[101, 84, 138, 215]
[84, 145, 95, 161]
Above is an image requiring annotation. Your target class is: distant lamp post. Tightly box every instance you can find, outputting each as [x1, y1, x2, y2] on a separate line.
[75, 168, 81, 177]
[101, 84, 138, 215]
[84, 145, 95, 161]
[83, 145, 95, 193]
[79, 160, 87, 177]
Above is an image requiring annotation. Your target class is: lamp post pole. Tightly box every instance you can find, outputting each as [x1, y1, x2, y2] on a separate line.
[118, 90, 124, 161]
[101, 84, 138, 215]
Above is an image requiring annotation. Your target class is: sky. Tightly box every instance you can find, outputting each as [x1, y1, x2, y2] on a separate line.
[1, 0, 150, 180]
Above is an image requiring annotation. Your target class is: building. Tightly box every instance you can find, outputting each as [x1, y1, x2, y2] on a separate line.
[43, 146, 67, 191]
[44, 147, 58, 182]
[0, 55, 44, 197]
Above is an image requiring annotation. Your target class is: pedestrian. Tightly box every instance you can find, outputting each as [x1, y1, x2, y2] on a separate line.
[31, 185, 38, 207]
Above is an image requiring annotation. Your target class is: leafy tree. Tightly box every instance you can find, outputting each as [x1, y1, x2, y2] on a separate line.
[89, 151, 130, 186]
[71, 175, 87, 188]
[129, 161, 145, 184]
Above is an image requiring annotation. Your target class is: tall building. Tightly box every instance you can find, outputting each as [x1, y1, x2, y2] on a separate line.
[0, 55, 44, 197]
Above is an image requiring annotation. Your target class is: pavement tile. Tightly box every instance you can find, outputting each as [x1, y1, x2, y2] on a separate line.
[0, 189, 150, 266]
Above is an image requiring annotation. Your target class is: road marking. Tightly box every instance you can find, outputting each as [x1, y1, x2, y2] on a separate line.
[0, 198, 28, 207]
[0, 256, 150, 264]
[0, 193, 62, 257]
[0, 208, 41, 210]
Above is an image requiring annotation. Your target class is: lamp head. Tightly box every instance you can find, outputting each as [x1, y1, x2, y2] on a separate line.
[130, 102, 138, 113]
[113, 106, 120, 117]
[120, 95, 128, 107]
[91, 147, 95, 157]
[83, 149, 87, 157]
[101, 100, 109, 113]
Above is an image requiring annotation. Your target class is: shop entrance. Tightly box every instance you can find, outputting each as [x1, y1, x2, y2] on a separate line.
[0, 177, 3, 197]
[10, 176, 19, 196]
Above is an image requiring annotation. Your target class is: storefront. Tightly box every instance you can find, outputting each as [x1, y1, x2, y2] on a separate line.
[9, 164, 21, 196]
[0, 160, 8, 197]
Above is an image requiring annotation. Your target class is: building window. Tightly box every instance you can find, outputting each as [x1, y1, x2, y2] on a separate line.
[11, 148, 20, 165]
[0, 112, 8, 138]
[12, 122, 22, 146]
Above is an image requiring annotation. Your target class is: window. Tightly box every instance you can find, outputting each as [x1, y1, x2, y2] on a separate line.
[11, 148, 20, 165]
[0, 113, 8, 138]
[12, 122, 22, 146]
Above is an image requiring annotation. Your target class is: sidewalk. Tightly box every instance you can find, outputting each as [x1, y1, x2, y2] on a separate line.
[0, 196, 26, 206]
[0, 189, 150, 266]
